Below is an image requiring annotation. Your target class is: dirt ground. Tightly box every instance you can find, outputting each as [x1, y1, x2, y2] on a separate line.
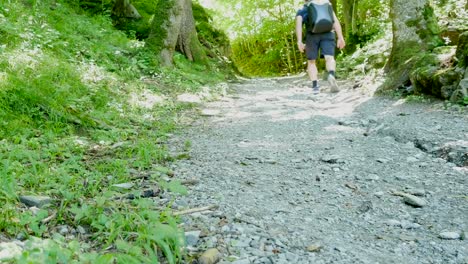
[171, 75, 467, 264]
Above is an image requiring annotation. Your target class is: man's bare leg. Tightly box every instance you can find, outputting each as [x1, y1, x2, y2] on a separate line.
[324, 55, 339, 93]
[307, 60, 320, 94]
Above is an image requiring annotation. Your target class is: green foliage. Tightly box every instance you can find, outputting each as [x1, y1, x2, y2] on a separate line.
[339, 0, 390, 53]
[0, 0, 230, 262]
[62, 0, 113, 15]
[207, 0, 304, 76]
[114, 0, 159, 40]
[193, 2, 230, 58]
[231, 25, 304, 76]
[211, 0, 390, 75]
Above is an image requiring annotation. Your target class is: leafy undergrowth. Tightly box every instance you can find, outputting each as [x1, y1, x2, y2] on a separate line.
[0, 0, 229, 263]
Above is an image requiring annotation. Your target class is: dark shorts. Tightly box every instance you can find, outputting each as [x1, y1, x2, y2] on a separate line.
[305, 31, 336, 60]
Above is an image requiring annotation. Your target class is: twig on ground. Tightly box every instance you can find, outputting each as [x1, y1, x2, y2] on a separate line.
[173, 205, 219, 216]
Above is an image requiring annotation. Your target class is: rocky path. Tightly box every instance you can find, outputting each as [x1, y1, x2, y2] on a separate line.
[171, 76, 467, 264]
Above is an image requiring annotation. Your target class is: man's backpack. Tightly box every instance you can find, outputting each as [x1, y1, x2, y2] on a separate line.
[307, 1, 334, 34]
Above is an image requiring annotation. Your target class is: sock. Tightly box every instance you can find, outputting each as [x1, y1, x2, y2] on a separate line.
[312, 80, 318, 88]
[329, 71, 336, 77]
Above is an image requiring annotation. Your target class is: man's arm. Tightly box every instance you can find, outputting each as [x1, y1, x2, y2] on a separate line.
[296, 15, 305, 53]
[332, 12, 345, 49]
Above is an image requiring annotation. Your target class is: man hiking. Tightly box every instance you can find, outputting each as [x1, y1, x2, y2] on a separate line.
[296, 0, 345, 94]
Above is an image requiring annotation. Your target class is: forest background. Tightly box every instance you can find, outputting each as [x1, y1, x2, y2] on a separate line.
[0, 0, 467, 263]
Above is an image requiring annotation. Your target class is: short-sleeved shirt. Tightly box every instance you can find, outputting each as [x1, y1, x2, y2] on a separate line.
[296, 5, 309, 27]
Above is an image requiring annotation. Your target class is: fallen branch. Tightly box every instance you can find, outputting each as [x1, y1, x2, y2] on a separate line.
[173, 205, 219, 216]
[41, 211, 57, 224]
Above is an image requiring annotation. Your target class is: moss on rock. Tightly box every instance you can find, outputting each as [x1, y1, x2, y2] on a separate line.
[455, 31, 468, 67]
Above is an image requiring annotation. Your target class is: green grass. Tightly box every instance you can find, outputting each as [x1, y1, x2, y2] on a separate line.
[0, 0, 230, 262]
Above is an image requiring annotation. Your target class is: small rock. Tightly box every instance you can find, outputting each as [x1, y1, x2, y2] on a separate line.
[15, 233, 26, 241]
[405, 188, 426, 196]
[306, 244, 323, 252]
[29, 206, 41, 215]
[58, 225, 69, 235]
[199, 248, 221, 264]
[400, 221, 421, 229]
[374, 191, 384, 198]
[19, 195, 52, 208]
[403, 194, 427, 207]
[384, 219, 401, 227]
[321, 155, 341, 164]
[77, 226, 86, 235]
[366, 174, 380, 181]
[201, 109, 220, 116]
[112, 183, 134, 190]
[357, 201, 373, 213]
[185, 231, 201, 247]
[439, 232, 461, 240]
[399, 235, 418, 242]
[406, 157, 419, 163]
[0, 242, 23, 261]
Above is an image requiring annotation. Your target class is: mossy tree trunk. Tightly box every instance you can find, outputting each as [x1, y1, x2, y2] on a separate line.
[342, 0, 358, 53]
[176, 0, 206, 63]
[112, 0, 141, 19]
[146, 0, 206, 67]
[382, 0, 443, 91]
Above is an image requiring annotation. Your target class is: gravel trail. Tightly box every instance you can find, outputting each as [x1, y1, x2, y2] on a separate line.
[171, 76, 467, 264]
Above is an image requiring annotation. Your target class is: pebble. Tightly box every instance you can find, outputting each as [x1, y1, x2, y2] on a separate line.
[19, 195, 52, 208]
[112, 183, 134, 189]
[402, 194, 427, 207]
[77, 226, 86, 235]
[366, 174, 380, 181]
[385, 219, 401, 227]
[0, 242, 23, 261]
[439, 232, 461, 240]
[185, 231, 201, 247]
[306, 244, 323, 252]
[400, 221, 421, 229]
[58, 225, 69, 235]
[374, 191, 384, 198]
[199, 248, 221, 264]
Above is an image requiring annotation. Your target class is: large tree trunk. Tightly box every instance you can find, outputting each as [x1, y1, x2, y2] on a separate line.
[112, 0, 141, 19]
[176, 0, 206, 63]
[146, 0, 206, 67]
[381, 0, 443, 91]
[341, 0, 357, 52]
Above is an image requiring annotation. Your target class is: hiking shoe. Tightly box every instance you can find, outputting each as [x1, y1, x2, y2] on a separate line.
[312, 86, 320, 94]
[328, 74, 339, 93]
